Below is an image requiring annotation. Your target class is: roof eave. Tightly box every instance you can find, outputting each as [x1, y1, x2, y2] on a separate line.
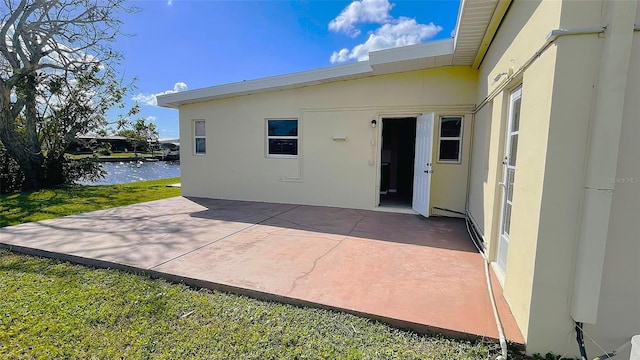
[157, 1, 510, 108]
[157, 39, 456, 108]
[451, 0, 511, 67]
[369, 39, 455, 74]
[472, 0, 512, 69]
[157, 62, 373, 108]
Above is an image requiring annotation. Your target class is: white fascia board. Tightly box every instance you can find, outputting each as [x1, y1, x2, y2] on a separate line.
[368, 39, 455, 73]
[452, 0, 467, 51]
[157, 61, 373, 108]
[157, 39, 457, 109]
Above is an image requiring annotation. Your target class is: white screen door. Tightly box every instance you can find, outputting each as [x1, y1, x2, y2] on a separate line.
[497, 87, 522, 273]
[412, 113, 435, 217]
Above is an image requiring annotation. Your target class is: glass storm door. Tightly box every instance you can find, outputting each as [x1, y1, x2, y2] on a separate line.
[497, 86, 522, 273]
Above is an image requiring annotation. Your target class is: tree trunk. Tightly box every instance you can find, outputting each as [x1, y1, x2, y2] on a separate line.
[0, 87, 46, 191]
[21, 157, 45, 191]
[0, 135, 45, 191]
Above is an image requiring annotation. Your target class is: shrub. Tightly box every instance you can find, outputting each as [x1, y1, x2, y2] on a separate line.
[0, 144, 24, 194]
[97, 143, 113, 156]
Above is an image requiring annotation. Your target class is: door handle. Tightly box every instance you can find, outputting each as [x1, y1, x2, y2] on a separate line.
[498, 182, 506, 188]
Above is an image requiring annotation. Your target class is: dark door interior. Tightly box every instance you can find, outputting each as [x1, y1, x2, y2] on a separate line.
[380, 117, 416, 207]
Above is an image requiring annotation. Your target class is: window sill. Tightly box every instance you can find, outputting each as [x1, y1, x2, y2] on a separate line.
[437, 160, 462, 164]
[267, 155, 298, 159]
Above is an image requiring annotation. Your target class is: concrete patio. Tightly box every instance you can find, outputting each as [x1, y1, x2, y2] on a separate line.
[0, 196, 523, 344]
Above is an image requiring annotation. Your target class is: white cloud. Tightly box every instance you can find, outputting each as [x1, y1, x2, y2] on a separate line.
[133, 82, 187, 106]
[167, 0, 173, 5]
[330, 18, 442, 63]
[329, 0, 394, 37]
[146, 116, 157, 122]
[330, 48, 351, 64]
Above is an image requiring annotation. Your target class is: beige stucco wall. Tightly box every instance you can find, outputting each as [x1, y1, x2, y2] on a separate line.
[468, 0, 563, 350]
[470, 0, 639, 356]
[178, 67, 477, 213]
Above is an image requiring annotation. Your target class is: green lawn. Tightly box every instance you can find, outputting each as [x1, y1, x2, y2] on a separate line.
[104, 152, 157, 158]
[0, 177, 180, 227]
[0, 250, 504, 359]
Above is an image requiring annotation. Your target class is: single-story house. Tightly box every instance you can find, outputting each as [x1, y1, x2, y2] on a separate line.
[159, 139, 180, 160]
[158, 0, 639, 357]
[68, 135, 132, 154]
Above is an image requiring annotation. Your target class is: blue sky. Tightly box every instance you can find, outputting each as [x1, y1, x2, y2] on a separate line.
[114, 0, 461, 139]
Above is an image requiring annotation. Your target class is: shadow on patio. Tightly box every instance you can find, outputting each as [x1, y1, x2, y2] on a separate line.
[186, 197, 477, 253]
[0, 196, 524, 345]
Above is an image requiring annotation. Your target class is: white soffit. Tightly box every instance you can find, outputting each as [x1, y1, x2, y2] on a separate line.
[453, 0, 501, 66]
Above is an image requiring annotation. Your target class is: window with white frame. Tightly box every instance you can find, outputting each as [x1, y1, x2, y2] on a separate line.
[266, 119, 298, 158]
[194, 120, 206, 155]
[438, 116, 463, 163]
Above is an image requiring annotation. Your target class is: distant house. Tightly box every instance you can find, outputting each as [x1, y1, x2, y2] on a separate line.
[159, 139, 180, 160]
[69, 135, 159, 154]
[68, 135, 131, 154]
[159, 0, 639, 357]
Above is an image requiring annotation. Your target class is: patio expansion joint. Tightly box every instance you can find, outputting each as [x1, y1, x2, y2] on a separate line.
[148, 205, 303, 270]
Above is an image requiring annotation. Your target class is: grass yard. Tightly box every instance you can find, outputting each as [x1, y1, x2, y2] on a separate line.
[0, 177, 180, 227]
[0, 250, 505, 359]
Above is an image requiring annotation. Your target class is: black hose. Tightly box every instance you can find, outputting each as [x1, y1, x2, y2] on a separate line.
[575, 321, 588, 360]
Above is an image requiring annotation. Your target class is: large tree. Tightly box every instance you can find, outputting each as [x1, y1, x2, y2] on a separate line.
[0, 0, 134, 191]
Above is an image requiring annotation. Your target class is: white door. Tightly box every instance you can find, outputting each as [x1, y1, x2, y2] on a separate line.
[412, 113, 435, 217]
[497, 87, 522, 273]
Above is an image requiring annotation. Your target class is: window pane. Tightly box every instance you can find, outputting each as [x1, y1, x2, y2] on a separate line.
[508, 134, 518, 166]
[502, 202, 512, 235]
[507, 168, 515, 201]
[195, 138, 206, 154]
[268, 120, 298, 136]
[269, 139, 297, 156]
[440, 117, 462, 137]
[195, 121, 205, 136]
[439, 140, 460, 161]
[511, 98, 521, 132]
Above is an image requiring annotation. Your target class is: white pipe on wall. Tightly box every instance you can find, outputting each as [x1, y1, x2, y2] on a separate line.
[570, 0, 637, 324]
[473, 26, 606, 114]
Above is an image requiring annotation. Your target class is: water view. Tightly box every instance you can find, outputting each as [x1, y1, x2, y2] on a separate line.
[78, 161, 181, 185]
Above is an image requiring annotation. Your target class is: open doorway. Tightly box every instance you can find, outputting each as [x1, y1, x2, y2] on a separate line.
[380, 117, 416, 207]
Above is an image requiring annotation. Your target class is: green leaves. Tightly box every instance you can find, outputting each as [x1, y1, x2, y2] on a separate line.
[0, 0, 137, 190]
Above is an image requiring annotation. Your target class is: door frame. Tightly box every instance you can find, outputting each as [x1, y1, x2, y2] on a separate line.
[496, 85, 522, 275]
[375, 113, 433, 215]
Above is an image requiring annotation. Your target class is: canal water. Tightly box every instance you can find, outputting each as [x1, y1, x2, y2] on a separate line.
[78, 161, 181, 185]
